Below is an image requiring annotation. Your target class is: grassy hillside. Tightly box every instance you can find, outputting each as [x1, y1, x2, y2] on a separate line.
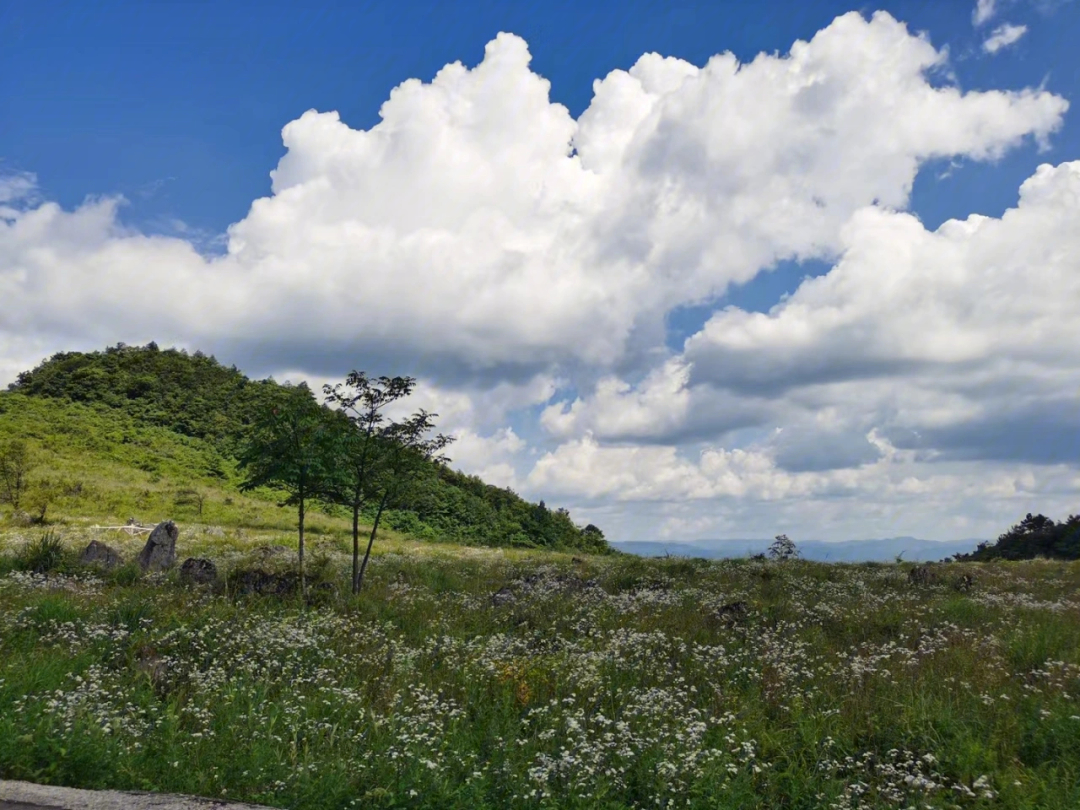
[0, 392, 351, 535]
[0, 528, 1077, 809]
[3, 343, 607, 553]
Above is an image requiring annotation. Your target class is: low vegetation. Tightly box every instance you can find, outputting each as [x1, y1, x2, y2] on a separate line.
[0, 526, 1078, 809]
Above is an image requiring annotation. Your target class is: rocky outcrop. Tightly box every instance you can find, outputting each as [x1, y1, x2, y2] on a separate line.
[137, 520, 178, 572]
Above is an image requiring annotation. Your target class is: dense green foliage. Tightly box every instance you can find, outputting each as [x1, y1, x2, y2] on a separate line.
[396, 467, 605, 551]
[958, 512, 1080, 561]
[9, 342, 280, 452]
[4, 343, 607, 552]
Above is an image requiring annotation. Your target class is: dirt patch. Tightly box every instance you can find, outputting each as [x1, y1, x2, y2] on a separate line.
[0, 781, 275, 810]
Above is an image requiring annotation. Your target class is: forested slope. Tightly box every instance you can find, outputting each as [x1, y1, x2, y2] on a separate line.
[4, 343, 607, 552]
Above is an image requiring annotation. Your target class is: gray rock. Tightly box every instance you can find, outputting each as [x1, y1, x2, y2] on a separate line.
[179, 557, 217, 585]
[137, 521, 178, 572]
[80, 540, 123, 569]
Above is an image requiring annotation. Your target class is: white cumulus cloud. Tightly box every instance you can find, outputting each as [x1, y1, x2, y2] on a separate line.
[0, 11, 1067, 388]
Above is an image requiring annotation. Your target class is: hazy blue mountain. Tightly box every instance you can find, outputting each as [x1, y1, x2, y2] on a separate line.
[613, 537, 986, 563]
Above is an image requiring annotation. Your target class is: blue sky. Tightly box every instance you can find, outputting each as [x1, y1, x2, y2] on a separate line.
[4, 1, 1075, 247]
[2, 0, 1079, 543]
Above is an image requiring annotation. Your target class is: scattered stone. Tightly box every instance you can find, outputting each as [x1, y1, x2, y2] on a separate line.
[255, 544, 290, 558]
[908, 565, 938, 586]
[492, 587, 516, 608]
[80, 539, 123, 569]
[179, 557, 217, 586]
[137, 520, 179, 572]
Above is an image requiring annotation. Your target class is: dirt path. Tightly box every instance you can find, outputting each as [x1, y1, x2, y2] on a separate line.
[0, 782, 276, 810]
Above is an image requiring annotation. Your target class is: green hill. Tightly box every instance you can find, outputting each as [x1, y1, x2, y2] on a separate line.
[2, 343, 607, 553]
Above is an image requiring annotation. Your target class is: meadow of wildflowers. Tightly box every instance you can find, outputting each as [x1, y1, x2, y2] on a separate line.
[0, 527, 1078, 809]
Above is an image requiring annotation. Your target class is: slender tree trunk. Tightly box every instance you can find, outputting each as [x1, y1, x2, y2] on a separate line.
[356, 490, 390, 593]
[351, 504, 361, 594]
[297, 494, 306, 598]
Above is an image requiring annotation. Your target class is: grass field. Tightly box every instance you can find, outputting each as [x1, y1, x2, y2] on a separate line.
[1, 524, 1078, 809]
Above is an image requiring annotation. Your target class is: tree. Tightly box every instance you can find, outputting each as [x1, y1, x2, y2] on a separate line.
[768, 534, 799, 561]
[238, 384, 334, 595]
[958, 512, 1080, 561]
[581, 524, 606, 552]
[994, 513, 1058, 560]
[355, 409, 453, 593]
[323, 372, 417, 594]
[0, 439, 33, 512]
[24, 477, 61, 525]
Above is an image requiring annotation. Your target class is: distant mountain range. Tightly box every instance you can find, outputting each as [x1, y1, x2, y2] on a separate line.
[613, 536, 987, 563]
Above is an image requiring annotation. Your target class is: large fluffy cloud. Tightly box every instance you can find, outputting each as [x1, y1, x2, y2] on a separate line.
[684, 161, 1080, 425]
[531, 159, 1080, 538]
[0, 11, 1067, 382]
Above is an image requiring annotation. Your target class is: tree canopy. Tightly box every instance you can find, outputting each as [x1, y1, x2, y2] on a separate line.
[956, 512, 1080, 561]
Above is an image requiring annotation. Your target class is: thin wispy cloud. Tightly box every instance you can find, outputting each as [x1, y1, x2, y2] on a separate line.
[982, 22, 1029, 52]
[973, 0, 999, 26]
